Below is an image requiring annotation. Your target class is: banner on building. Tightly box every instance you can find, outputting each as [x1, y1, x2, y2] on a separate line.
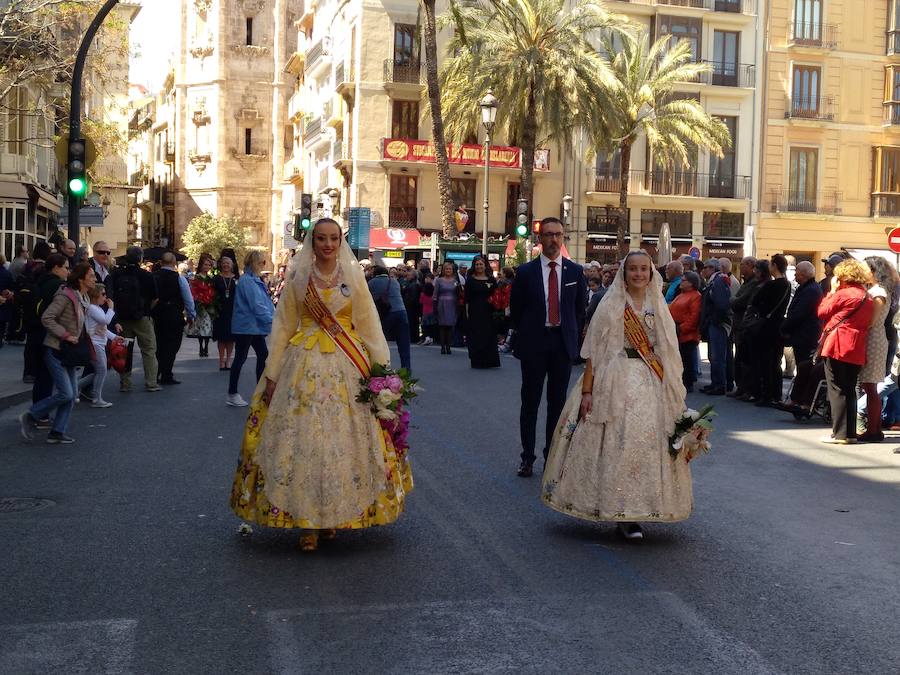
[382, 139, 550, 172]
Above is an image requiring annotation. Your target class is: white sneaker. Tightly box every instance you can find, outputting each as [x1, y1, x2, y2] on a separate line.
[423, 337, 433, 346]
[91, 399, 113, 408]
[226, 393, 249, 407]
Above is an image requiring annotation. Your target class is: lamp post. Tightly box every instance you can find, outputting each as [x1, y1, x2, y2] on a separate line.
[479, 90, 498, 256]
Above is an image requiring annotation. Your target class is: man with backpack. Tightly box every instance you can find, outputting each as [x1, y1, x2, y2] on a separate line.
[110, 246, 160, 392]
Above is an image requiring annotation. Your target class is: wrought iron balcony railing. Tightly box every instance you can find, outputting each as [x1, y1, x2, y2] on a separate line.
[383, 58, 422, 85]
[592, 170, 750, 199]
[303, 116, 323, 141]
[699, 61, 755, 88]
[785, 96, 836, 121]
[771, 189, 842, 215]
[872, 194, 900, 218]
[887, 30, 900, 56]
[650, 0, 756, 12]
[885, 102, 900, 125]
[789, 22, 838, 49]
[388, 206, 417, 229]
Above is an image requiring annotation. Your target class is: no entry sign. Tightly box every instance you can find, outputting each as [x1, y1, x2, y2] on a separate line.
[889, 227, 900, 253]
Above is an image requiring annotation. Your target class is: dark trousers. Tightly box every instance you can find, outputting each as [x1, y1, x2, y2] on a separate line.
[24, 327, 42, 379]
[382, 310, 412, 372]
[154, 319, 184, 381]
[824, 357, 861, 440]
[679, 340, 699, 388]
[519, 329, 572, 465]
[406, 306, 420, 343]
[229, 334, 268, 395]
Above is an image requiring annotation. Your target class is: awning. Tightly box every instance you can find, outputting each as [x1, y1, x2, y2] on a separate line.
[0, 180, 28, 201]
[27, 184, 60, 213]
[369, 228, 422, 249]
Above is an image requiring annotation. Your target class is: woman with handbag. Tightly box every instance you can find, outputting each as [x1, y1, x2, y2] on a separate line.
[78, 282, 122, 408]
[19, 262, 96, 444]
[817, 259, 875, 444]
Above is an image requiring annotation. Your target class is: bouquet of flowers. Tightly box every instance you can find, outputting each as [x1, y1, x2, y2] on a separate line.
[668, 404, 716, 462]
[357, 365, 418, 458]
[190, 275, 217, 318]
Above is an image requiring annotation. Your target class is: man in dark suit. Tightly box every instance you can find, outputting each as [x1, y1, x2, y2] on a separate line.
[510, 217, 588, 477]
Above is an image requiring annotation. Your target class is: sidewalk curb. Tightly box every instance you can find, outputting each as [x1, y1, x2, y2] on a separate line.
[0, 389, 31, 411]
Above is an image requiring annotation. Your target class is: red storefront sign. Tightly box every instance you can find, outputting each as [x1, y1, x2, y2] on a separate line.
[368, 228, 423, 250]
[382, 138, 550, 171]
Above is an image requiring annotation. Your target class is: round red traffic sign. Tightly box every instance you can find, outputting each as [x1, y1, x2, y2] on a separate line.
[890, 227, 900, 254]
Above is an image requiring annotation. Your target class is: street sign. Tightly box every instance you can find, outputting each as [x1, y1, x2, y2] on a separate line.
[689, 246, 701, 259]
[347, 207, 371, 258]
[58, 206, 104, 227]
[889, 227, 900, 253]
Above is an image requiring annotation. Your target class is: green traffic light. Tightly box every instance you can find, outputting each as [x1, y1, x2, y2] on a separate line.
[68, 177, 87, 197]
[301, 218, 311, 230]
[515, 223, 528, 237]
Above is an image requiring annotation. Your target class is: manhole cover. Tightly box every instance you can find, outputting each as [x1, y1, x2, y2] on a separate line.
[0, 497, 55, 514]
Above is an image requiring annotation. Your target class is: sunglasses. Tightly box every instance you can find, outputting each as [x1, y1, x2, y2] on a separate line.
[96, 250, 110, 255]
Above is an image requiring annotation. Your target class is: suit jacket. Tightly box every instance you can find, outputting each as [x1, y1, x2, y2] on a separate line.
[509, 257, 587, 361]
[781, 278, 824, 352]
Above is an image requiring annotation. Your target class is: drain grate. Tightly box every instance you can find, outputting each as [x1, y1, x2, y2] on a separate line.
[0, 497, 55, 514]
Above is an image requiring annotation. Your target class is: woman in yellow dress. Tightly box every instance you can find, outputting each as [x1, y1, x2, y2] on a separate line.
[230, 218, 413, 551]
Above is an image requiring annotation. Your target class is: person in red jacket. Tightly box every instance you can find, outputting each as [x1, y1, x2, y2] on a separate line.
[669, 271, 702, 392]
[817, 259, 875, 444]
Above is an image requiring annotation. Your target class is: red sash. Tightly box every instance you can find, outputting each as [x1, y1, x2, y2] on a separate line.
[303, 283, 371, 378]
[623, 305, 664, 382]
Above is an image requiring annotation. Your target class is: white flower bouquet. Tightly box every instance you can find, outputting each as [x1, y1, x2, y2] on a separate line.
[668, 405, 716, 462]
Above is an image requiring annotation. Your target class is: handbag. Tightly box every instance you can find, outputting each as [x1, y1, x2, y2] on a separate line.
[58, 326, 93, 367]
[813, 294, 868, 364]
[742, 284, 791, 341]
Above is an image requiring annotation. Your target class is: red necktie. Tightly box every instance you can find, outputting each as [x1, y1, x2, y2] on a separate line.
[548, 261, 560, 326]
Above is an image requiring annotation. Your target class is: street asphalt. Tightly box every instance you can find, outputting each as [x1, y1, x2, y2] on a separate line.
[1, 341, 898, 674]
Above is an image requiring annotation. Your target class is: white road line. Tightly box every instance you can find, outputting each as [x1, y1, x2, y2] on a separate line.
[0, 618, 137, 674]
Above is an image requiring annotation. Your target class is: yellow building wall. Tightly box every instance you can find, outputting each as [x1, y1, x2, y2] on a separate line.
[757, 0, 898, 269]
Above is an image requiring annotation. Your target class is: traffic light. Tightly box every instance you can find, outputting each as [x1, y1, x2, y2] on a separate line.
[68, 138, 87, 199]
[515, 198, 529, 237]
[300, 193, 313, 231]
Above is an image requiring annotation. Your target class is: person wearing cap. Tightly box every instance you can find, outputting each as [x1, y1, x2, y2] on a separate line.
[699, 259, 733, 395]
[820, 252, 846, 297]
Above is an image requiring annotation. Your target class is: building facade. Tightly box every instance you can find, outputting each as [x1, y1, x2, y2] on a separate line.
[757, 0, 900, 270]
[576, 0, 761, 264]
[286, 0, 566, 264]
[172, 0, 299, 252]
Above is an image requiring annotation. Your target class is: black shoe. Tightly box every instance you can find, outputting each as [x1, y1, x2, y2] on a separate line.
[46, 431, 75, 444]
[705, 387, 726, 396]
[517, 461, 533, 478]
[19, 412, 37, 441]
[160, 378, 181, 385]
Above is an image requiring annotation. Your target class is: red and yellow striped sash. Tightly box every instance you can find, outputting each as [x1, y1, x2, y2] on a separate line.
[623, 305, 664, 382]
[303, 283, 371, 378]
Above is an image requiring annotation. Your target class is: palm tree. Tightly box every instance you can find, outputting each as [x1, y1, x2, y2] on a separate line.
[586, 31, 732, 257]
[440, 0, 624, 216]
[420, 0, 456, 238]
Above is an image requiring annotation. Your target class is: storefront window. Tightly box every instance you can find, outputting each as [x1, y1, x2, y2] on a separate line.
[702, 211, 744, 238]
[640, 209, 692, 236]
[0, 204, 29, 262]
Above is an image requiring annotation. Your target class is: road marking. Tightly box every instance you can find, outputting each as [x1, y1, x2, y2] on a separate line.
[0, 618, 136, 674]
[266, 596, 781, 674]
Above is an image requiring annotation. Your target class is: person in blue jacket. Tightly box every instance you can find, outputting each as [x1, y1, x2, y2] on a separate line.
[227, 250, 274, 407]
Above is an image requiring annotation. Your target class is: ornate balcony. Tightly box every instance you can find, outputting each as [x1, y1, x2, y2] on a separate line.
[788, 22, 838, 49]
[383, 59, 422, 85]
[771, 189, 842, 215]
[785, 96, 836, 122]
[872, 194, 900, 218]
[388, 206, 417, 229]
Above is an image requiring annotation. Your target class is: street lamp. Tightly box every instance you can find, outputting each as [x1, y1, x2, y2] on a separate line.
[479, 90, 498, 256]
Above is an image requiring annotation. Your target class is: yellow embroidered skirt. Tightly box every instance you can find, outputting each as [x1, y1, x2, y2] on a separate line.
[229, 329, 413, 530]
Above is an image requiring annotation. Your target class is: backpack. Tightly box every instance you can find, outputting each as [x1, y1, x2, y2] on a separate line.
[112, 269, 144, 320]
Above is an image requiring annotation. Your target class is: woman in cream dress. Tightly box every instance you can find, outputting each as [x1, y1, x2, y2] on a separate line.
[541, 251, 692, 540]
[230, 219, 412, 551]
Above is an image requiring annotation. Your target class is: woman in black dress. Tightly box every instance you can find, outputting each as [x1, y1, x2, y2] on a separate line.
[464, 255, 500, 368]
[213, 255, 238, 370]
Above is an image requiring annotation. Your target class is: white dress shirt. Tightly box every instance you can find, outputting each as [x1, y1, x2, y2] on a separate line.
[540, 253, 563, 326]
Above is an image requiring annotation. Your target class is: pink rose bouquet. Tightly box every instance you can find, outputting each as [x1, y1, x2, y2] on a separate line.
[357, 364, 418, 458]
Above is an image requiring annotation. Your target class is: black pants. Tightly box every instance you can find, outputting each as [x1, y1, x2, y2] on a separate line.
[824, 357, 861, 440]
[229, 334, 268, 395]
[154, 319, 184, 381]
[519, 329, 572, 465]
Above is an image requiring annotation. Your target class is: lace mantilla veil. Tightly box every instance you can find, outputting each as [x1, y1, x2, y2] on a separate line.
[278, 222, 390, 367]
[581, 251, 686, 434]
